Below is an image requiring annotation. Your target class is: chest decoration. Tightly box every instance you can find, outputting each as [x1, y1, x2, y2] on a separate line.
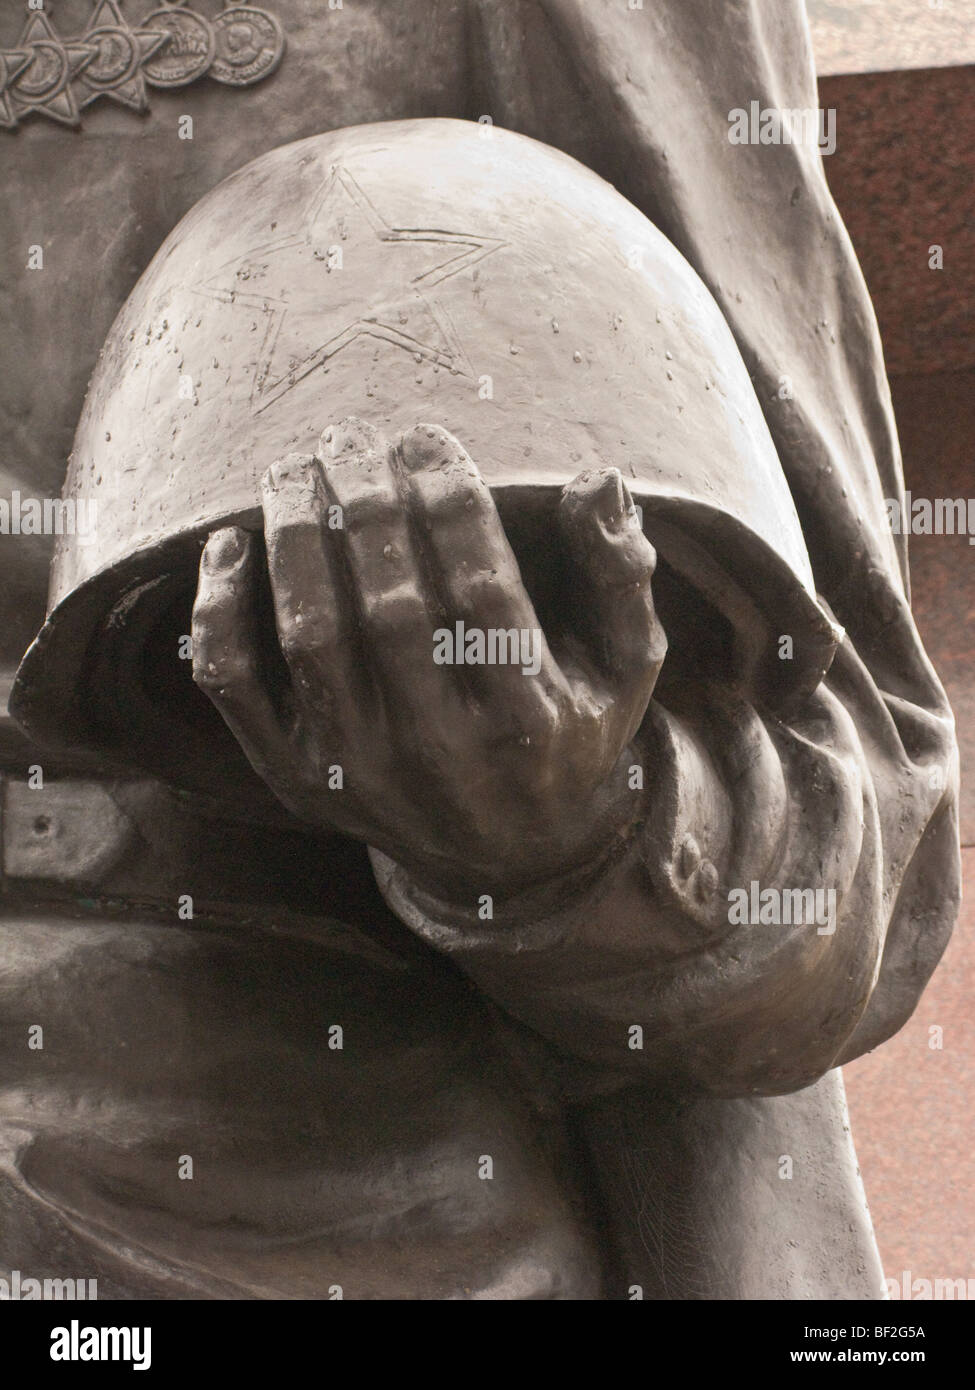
[0, 0, 286, 130]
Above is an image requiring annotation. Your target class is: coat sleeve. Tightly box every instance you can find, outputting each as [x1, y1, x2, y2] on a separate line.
[371, 622, 959, 1096]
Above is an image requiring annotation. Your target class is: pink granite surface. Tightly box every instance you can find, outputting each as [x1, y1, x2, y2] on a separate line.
[844, 849, 975, 1286]
[819, 65, 975, 376]
[808, 0, 975, 76]
[888, 370, 975, 845]
[843, 368, 975, 1290]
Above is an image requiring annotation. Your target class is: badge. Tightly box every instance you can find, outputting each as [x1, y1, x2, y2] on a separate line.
[210, 4, 285, 87]
[141, 1, 215, 89]
[0, 0, 287, 129]
[79, 1, 169, 111]
[6, 13, 96, 127]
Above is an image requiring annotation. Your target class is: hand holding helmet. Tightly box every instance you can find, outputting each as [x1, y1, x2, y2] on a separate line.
[192, 417, 666, 899]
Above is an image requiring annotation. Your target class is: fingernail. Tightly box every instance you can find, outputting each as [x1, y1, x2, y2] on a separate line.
[319, 417, 376, 460]
[267, 460, 291, 490]
[594, 470, 626, 530]
[203, 527, 246, 572]
[265, 453, 317, 493]
[400, 424, 448, 472]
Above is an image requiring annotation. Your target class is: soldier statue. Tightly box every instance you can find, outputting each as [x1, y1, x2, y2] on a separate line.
[0, 2, 958, 1299]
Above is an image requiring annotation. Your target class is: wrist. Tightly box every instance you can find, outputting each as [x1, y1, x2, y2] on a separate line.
[372, 761, 646, 934]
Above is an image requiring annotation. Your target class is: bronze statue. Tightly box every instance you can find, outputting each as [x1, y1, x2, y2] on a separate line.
[0, 2, 959, 1299]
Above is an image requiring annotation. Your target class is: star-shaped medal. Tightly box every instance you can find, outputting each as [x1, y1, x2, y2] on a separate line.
[0, 48, 30, 131]
[194, 166, 507, 414]
[76, 0, 168, 112]
[8, 13, 96, 127]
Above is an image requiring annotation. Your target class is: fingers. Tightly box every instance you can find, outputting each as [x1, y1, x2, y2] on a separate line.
[317, 419, 465, 745]
[559, 468, 667, 739]
[398, 424, 567, 745]
[191, 526, 293, 781]
[261, 451, 367, 726]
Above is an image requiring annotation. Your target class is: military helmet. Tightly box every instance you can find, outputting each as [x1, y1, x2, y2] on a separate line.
[12, 118, 841, 788]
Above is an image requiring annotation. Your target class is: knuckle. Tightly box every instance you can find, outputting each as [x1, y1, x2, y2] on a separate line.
[415, 472, 493, 526]
[413, 731, 462, 779]
[192, 652, 255, 695]
[452, 569, 514, 622]
[264, 514, 325, 568]
[515, 696, 561, 749]
[624, 530, 658, 574]
[600, 546, 656, 594]
[491, 693, 561, 757]
[633, 624, 668, 672]
[362, 583, 428, 644]
[339, 483, 401, 536]
[191, 588, 229, 623]
[278, 608, 338, 663]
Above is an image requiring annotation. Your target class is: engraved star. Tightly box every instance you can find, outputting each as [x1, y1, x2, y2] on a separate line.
[76, 0, 168, 112]
[9, 13, 96, 127]
[194, 166, 507, 414]
[0, 48, 31, 131]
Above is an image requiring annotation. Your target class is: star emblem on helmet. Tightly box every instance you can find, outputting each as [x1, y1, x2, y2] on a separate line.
[77, 0, 169, 112]
[8, 12, 96, 127]
[194, 166, 507, 414]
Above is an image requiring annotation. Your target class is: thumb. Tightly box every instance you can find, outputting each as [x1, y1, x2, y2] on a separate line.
[558, 468, 667, 710]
